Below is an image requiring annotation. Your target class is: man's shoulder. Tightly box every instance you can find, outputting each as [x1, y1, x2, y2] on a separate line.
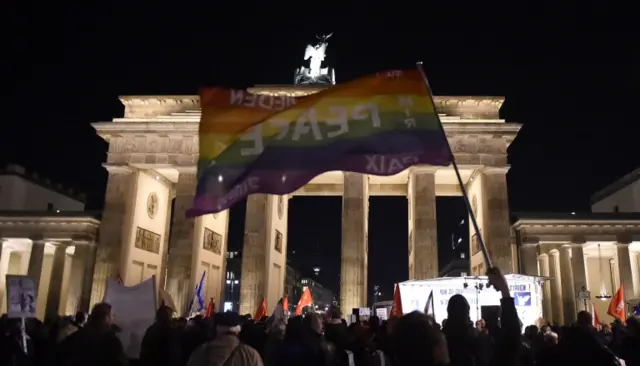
[238, 343, 261, 356]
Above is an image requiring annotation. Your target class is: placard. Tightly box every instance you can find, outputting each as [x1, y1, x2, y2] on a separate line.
[5, 275, 37, 318]
[376, 307, 388, 320]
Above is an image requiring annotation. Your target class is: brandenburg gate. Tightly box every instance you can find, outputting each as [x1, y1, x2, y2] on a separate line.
[91, 87, 521, 314]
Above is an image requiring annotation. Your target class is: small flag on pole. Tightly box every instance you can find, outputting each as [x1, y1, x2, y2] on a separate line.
[390, 284, 403, 317]
[254, 298, 267, 320]
[296, 287, 313, 315]
[592, 303, 601, 327]
[424, 290, 435, 320]
[205, 298, 215, 318]
[266, 296, 289, 330]
[186, 271, 206, 316]
[282, 295, 289, 315]
[607, 284, 626, 323]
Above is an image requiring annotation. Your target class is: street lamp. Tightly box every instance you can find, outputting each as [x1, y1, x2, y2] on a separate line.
[226, 279, 240, 311]
[373, 285, 382, 303]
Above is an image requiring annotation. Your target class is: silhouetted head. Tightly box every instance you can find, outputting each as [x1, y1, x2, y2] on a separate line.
[576, 310, 593, 328]
[446, 294, 470, 323]
[215, 312, 242, 334]
[156, 305, 173, 323]
[392, 311, 449, 365]
[89, 302, 113, 325]
[626, 316, 640, 336]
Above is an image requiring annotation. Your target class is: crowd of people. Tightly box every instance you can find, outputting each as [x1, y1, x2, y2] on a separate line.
[0, 268, 639, 366]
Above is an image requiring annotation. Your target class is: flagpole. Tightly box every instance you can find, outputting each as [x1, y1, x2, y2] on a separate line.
[415, 62, 493, 270]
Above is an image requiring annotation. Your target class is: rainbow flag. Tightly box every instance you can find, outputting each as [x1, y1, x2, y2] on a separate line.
[189, 69, 451, 217]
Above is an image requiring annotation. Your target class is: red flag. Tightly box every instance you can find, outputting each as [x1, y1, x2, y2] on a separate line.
[390, 284, 403, 317]
[254, 298, 267, 320]
[296, 287, 313, 315]
[205, 298, 215, 318]
[607, 284, 626, 323]
[592, 303, 601, 327]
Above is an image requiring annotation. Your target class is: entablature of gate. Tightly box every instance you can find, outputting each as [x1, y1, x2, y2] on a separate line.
[0, 212, 100, 242]
[93, 122, 520, 168]
[97, 92, 521, 180]
[512, 214, 640, 243]
[117, 93, 506, 120]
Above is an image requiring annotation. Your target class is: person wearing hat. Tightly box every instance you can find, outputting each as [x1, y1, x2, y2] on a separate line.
[187, 312, 263, 366]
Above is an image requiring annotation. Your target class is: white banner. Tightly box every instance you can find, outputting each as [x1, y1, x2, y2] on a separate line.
[399, 274, 544, 330]
[5, 275, 37, 318]
[104, 276, 157, 359]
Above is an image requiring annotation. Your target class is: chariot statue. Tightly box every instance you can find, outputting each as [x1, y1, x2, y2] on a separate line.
[294, 33, 336, 85]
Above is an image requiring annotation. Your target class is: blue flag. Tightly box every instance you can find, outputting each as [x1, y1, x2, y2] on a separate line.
[186, 271, 206, 316]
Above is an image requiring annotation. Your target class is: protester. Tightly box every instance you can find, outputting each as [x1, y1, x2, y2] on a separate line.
[187, 312, 263, 366]
[56, 302, 127, 366]
[139, 306, 182, 366]
[4, 265, 640, 366]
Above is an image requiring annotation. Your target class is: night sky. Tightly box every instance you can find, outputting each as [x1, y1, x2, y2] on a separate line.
[6, 2, 637, 303]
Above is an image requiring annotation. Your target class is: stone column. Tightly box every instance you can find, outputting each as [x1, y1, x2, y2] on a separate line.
[66, 244, 86, 314]
[520, 244, 538, 276]
[570, 243, 589, 311]
[631, 252, 640, 298]
[538, 253, 553, 322]
[66, 239, 96, 313]
[549, 250, 564, 325]
[239, 194, 270, 315]
[408, 168, 438, 279]
[80, 243, 97, 312]
[159, 188, 176, 291]
[91, 166, 136, 307]
[616, 240, 634, 301]
[28, 238, 46, 297]
[0, 240, 10, 312]
[559, 245, 577, 323]
[480, 168, 513, 271]
[166, 169, 198, 315]
[340, 173, 369, 312]
[45, 243, 68, 319]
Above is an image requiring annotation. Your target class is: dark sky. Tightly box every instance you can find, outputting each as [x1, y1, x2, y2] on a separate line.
[6, 1, 637, 302]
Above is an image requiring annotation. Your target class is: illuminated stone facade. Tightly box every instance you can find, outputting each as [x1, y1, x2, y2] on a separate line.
[513, 212, 640, 325]
[92, 87, 520, 313]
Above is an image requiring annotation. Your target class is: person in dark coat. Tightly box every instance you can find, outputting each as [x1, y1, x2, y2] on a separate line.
[620, 316, 640, 366]
[441, 267, 521, 366]
[139, 306, 182, 366]
[58, 302, 127, 366]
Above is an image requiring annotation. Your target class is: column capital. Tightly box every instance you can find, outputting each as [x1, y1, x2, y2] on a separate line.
[616, 236, 632, 245]
[143, 170, 173, 189]
[175, 166, 197, 174]
[53, 242, 70, 249]
[570, 236, 587, 244]
[72, 234, 95, 244]
[29, 235, 45, 243]
[481, 166, 510, 175]
[409, 166, 439, 174]
[103, 164, 134, 174]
